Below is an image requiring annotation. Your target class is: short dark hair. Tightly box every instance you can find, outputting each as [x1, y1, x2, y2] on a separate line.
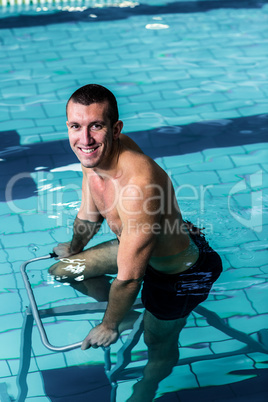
[67, 84, 119, 126]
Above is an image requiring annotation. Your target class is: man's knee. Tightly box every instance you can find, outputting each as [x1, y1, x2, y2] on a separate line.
[48, 258, 87, 282]
[143, 310, 187, 346]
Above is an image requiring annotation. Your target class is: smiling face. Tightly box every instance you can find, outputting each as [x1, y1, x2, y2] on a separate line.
[67, 100, 122, 170]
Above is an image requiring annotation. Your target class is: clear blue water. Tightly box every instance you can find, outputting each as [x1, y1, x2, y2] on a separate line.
[0, 1, 268, 401]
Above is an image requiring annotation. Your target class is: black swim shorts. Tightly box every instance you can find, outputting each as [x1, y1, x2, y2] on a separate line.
[141, 228, 222, 320]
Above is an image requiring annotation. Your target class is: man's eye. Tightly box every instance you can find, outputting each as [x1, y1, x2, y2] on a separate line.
[91, 124, 102, 130]
[70, 124, 79, 129]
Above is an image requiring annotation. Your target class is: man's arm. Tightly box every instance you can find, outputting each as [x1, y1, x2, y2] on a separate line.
[81, 180, 160, 349]
[53, 168, 103, 258]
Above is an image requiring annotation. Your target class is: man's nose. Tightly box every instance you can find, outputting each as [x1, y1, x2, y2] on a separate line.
[81, 127, 93, 144]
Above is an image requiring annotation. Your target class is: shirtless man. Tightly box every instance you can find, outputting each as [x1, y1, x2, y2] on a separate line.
[49, 84, 222, 401]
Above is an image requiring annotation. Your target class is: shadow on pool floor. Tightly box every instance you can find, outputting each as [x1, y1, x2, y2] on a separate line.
[40, 365, 268, 402]
[156, 368, 268, 402]
[0, 113, 267, 201]
[41, 364, 112, 402]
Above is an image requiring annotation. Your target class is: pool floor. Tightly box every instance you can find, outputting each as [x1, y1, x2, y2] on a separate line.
[0, 1, 268, 401]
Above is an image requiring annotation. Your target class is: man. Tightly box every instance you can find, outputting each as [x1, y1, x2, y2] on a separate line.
[49, 84, 222, 401]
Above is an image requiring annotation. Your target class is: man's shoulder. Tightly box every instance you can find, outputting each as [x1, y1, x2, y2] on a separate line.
[120, 133, 143, 154]
[121, 150, 166, 188]
[122, 148, 154, 171]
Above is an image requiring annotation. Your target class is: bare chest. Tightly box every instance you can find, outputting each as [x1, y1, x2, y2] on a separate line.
[89, 178, 122, 235]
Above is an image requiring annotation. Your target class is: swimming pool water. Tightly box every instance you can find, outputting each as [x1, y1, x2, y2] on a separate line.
[0, 1, 268, 401]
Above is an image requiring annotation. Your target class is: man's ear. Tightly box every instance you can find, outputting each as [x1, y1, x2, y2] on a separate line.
[113, 120, 123, 140]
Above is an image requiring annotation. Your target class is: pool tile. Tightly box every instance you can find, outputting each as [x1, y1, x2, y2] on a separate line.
[64, 345, 105, 367]
[0, 119, 35, 131]
[41, 102, 66, 118]
[9, 355, 38, 375]
[212, 230, 258, 248]
[123, 116, 160, 131]
[5, 197, 39, 216]
[259, 263, 268, 274]
[25, 396, 51, 401]
[36, 353, 67, 371]
[37, 82, 76, 95]
[129, 91, 162, 102]
[30, 326, 58, 357]
[152, 98, 190, 109]
[142, 82, 178, 93]
[109, 84, 142, 97]
[0, 261, 12, 274]
[116, 379, 140, 402]
[217, 164, 261, 183]
[121, 71, 151, 83]
[0, 360, 11, 377]
[163, 152, 203, 168]
[239, 103, 268, 117]
[226, 86, 266, 100]
[228, 313, 268, 336]
[200, 289, 257, 318]
[201, 110, 241, 120]
[256, 224, 268, 241]
[0, 274, 17, 291]
[18, 131, 42, 143]
[180, 326, 230, 347]
[230, 192, 257, 208]
[33, 284, 78, 308]
[94, 68, 129, 80]
[187, 92, 228, 105]
[0, 310, 22, 335]
[119, 101, 153, 115]
[207, 182, 237, 197]
[167, 165, 190, 176]
[2, 84, 37, 98]
[157, 108, 178, 118]
[214, 99, 254, 112]
[243, 142, 268, 152]
[179, 344, 213, 360]
[174, 171, 220, 186]
[1, 376, 17, 401]
[247, 352, 268, 369]
[245, 283, 268, 314]
[39, 132, 67, 142]
[203, 146, 246, 159]
[1, 231, 53, 249]
[173, 103, 214, 116]
[191, 155, 233, 171]
[191, 355, 255, 387]
[1, 215, 23, 235]
[0, 329, 21, 359]
[0, 109, 10, 121]
[210, 338, 246, 354]
[156, 364, 199, 395]
[6, 246, 39, 263]
[188, 67, 226, 78]
[50, 73, 75, 84]
[7, 56, 25, 65]
[243, 43, 268, 56]
[25, 371, 47, 398]
[24, 51, 60, 63]
[212, 268, 265, 291]
[226, 249, 268, 269]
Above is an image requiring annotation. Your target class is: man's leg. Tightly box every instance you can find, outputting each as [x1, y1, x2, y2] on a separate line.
[127, 310, 187, 402]
[49, 239, 119, 281]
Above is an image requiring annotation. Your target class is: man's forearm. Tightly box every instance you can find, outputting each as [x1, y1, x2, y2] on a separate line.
[102, 278, 142, 330]
[70, 215, 103, 254]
